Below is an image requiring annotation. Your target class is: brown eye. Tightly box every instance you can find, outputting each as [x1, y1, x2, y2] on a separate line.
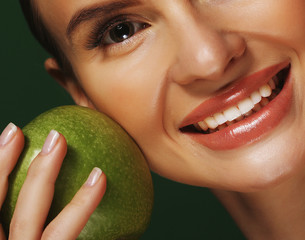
[103, 21, 148, 45]
[109, 22, 135, 43]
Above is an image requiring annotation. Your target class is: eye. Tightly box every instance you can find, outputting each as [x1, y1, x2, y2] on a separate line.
[86, 16, 151, 51]
[102, 21, 149, 45]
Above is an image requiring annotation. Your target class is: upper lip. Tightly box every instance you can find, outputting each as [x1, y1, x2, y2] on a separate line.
[180, 61, 291, 128]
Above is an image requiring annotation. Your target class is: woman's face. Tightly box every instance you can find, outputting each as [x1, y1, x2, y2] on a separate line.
[36, 0, 305, 191]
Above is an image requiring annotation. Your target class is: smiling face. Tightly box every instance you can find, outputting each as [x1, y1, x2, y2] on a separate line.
[35, 0, 305, 191]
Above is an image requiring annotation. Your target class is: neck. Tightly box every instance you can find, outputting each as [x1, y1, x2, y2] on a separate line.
[212, 172, 305, 239]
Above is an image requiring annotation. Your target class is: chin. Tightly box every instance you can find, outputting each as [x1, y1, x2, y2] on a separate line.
[221, 123, 305, 193]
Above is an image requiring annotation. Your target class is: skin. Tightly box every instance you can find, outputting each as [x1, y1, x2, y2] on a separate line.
[0, 127, 106, 239]
[2, 0, 305, 239]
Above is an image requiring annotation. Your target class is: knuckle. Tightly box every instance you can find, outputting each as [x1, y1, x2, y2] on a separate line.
[26, 157, 50, 180]
[70, 196, 87, 209]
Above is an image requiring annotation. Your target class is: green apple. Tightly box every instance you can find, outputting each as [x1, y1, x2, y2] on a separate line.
[1, 105, 154, 240]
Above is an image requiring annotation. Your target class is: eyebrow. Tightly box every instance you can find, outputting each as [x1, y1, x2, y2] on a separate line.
[66, 0, 141, 40]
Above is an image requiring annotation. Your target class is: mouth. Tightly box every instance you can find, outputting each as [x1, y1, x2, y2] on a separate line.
[180, 62, 293, 150]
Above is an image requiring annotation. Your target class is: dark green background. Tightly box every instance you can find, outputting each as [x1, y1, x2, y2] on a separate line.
[1, 2, 245, 239]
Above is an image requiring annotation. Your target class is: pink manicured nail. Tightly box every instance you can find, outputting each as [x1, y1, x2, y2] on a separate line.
[41, 130, 60, 154]
[0, 123, 17, 147]
[85, 167, 103, 187]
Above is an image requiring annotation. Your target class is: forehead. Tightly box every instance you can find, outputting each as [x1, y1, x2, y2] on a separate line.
[36, 0, 96, 23]
[35, 0, 92, 35]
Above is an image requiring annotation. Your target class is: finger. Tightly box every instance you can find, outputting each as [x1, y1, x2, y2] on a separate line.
[42, 168, 106, 240]
[0, 123, 24, 240]
[9, 130, 67, 240]
[0, 123, 24, 208]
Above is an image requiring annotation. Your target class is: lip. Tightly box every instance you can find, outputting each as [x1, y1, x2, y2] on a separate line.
[180, 61, 293, 150]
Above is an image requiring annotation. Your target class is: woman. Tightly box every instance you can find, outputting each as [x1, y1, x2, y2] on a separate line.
[1, 0, 305, 238]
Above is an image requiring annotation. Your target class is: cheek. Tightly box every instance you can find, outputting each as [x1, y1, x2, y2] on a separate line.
[217, 0, 305, 50]
[76, 58, 168, 145]
[253, 2, 305, 49]
[74, 31, 175, 145]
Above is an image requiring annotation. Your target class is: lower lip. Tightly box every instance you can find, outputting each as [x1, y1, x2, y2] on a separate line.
[185, 72, 293, 150]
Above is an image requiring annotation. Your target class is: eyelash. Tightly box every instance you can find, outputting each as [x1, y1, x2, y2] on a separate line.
[86, 15, 150, 50]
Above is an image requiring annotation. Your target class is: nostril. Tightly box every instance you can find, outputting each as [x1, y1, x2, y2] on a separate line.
[226, 32, 247, 60]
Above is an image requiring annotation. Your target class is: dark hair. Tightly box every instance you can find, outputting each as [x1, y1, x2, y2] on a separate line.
[19, 0, 72, 74]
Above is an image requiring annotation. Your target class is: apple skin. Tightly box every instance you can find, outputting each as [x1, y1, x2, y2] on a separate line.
[1, 105, 154, 240]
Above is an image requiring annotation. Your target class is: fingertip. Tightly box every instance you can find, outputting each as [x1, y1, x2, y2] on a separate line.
[84, 167, 102, 187]
[85, 168, 107, 190]
[0, 123, 24, 149]
[37, 131, 67, 161]
[100, 172, 107, 196]
[83, 168, 107, 201]
[53, 131, 67, 156]
[0, 124, 24, 175]
[13, 126, 25, 150]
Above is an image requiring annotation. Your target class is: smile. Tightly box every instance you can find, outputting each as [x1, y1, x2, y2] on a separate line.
[194, 67, 288, 133]
[180, 61, 292, 150]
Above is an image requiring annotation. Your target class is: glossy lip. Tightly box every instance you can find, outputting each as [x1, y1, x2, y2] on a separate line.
[180, 61, 293, 150]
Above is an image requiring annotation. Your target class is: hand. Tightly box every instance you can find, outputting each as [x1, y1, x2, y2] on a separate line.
[0, 123, 107, 240]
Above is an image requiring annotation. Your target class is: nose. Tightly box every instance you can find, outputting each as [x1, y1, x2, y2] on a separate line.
[169, 20, 246, 85]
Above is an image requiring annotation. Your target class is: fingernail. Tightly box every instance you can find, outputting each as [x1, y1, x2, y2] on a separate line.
[0, 123, 17, 147]
[41, 130, 60, 154]
[85, 167, 103, 187]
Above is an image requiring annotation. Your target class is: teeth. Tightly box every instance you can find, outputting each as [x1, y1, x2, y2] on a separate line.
[214, 112, 227, 125]
[204, 117, 218, 129]
[237, 97, 254, 115]
[198, 121, 208, 131]
[268, 79, 276, 90]
[260, 97, 269, 107]
[259, 84, 272, 98]
[226, 120, 235, 126]
[236, 115, 244, 121]
[218, 124, 227, 131]
[253, 103, 262, 112]
[273, 75, 279, 86]
[223, 106, 242, 122]
[244, 109, 253, 117]
[194, 77, 280, 132]
[269, 92, 277, 101]
[250, 91, 262, 104]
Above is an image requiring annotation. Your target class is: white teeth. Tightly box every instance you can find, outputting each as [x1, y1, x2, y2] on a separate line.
[250, 91, 262, 104]
[204, 117, 218, 129]
[223, 106, 242, 122]
[214, 112, 227, 125]
[194, 77, 279, 132]
[237, 97, 254, 115]
[259, 84, 272, 98]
